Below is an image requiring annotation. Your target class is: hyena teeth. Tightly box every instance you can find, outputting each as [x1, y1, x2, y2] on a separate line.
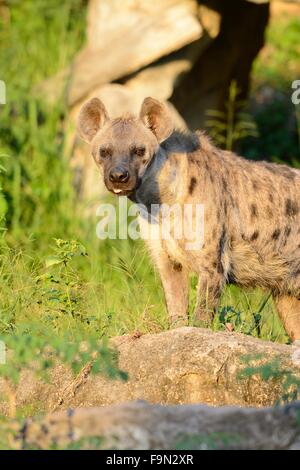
[113, 189, 122, 193]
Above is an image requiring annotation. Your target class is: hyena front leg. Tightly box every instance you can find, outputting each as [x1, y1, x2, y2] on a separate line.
[194, 271, 224, 327]
[275, 295, 300, 342]
[141, 218, 189, 327]
[157, 252, 189, 328]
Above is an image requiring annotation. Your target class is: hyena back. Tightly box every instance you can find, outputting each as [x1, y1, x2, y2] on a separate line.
[77, 97, 300, 341]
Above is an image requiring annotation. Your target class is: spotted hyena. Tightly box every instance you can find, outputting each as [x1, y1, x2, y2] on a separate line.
[77, 97, 300, 341]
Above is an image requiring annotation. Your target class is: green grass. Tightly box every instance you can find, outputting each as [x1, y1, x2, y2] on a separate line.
[0, 1, 297, 426]
[253, 14, 300, 89]
[0, 238, 167, 338]
[0, 238, 288, 343]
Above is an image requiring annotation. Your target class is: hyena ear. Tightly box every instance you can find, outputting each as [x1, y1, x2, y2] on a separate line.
[77, 97, 109, 143]
[140, 97, 173, 143]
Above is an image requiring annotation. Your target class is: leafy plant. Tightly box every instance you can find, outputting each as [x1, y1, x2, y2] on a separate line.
[0, 154, 8, 223]
[213, 305, 261, 336]
[212, 290, 275, 339]
[238, 355, 300, 404]
[175, 432, 240, 450]
[0, 322, 127, 419]
[36, 239, 88, 322]
[205, 81, 258, 151]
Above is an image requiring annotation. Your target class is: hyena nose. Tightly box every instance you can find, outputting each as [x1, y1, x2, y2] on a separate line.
[109, 167, 129, 183]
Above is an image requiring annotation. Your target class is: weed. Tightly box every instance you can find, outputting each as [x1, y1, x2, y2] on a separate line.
[238, 355, 300, 404]
[205, 81, 258, 151]
[175, 431, 241, 450]
[0, 322, 127, 418]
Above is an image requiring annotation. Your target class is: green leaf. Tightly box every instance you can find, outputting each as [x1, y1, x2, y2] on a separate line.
[45, 256, 63, 268]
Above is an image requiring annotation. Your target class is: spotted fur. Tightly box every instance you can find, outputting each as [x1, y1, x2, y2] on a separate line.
[78, 97, 300, 340]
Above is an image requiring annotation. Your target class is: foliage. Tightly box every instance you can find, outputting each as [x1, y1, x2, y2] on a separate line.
[187, 280, 288, 343]
[2, 323, 126, 385]
[0, 321, 126, 419]
[0, 0, 86, 241]
[175, 432, 240, 450]
[51, 436, 105, 451]
[36, 239, 88, 322]
[253, 14, 300, 89]
[205, 81, 258, 151]
[238, 355, 300, 404]
[242, 98, 300, 165]
[211, 288, 288, 342]
[0, 154, 8, 234]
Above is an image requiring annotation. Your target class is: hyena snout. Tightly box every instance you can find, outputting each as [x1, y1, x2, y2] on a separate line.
[104, 164, 139, 195]
[109, 167, 129, 184]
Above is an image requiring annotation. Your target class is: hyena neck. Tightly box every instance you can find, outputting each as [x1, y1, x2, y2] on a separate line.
[133, 146, 189, 209]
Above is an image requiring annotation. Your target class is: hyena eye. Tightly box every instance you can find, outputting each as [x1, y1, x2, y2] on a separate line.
[133, 146, 146, 157]
[100, 147, 113, 159]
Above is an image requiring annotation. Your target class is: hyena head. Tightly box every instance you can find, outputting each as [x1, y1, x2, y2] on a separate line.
[77, 97, 173, 196]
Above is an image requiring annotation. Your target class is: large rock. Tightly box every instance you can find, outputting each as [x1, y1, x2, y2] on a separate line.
[55, 0, 203, 107]
[15, 400, 300, 449]
[66, 0, 271, 204]
[37, 0, 214, 107]
[38, 0, 272, 204]
[1, 327, 300, 416]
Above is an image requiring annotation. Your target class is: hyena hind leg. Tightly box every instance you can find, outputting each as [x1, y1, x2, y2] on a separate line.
[193, 273, 223, 328]
[275, 295, 300, 342]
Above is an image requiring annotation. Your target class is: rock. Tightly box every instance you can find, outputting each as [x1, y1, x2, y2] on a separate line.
[37, 0, 272, 204]
[198, 3, 221, 38]
[37, 0, 204, 107]
[122, 30, 215, 101]
[16, 400, 300, 449]
[1, 327, 300, 416]
[86, 0, 201, 51]
[37, 0, 272, 131]
[67, 0, 202, 106]
[124, 60, 192, 104]
[70, 83, 186, 127]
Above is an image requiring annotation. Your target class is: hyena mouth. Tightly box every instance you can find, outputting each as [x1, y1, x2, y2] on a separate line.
[112, 188, 132, 195]
[110, 178, 141, 196]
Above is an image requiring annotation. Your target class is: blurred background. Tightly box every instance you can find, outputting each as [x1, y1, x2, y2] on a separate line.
[0, 0, 299, 343]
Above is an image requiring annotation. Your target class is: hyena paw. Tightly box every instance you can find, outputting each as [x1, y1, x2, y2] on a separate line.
[169, 316, 188, 329]
[193, 308, 214, 328]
